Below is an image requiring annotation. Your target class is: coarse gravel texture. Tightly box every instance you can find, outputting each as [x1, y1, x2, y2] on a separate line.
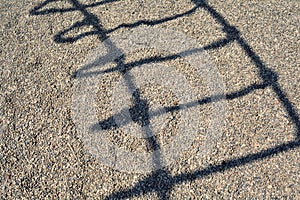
[1, 0, 299, 199]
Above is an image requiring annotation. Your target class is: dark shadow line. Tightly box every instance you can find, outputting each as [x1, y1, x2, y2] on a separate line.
[116, 56, 168, 199]
[53, 19, 98, 43]
[30, 0, 203, 44]
[104, 169, 173, 200]
[29, 0, 56, 15]
[52, 0, 108, 43]
[236, 37, 300, 138]
[164, 82, 269, 113]
[106, 4, 201, 33]
[85, 0, 119, 8]
[198, 0, 299, 137]
[30, 0, 119, 15]
[75, 37, 233, 78]
[51, 1, 170, 195]
[174, 139, 300, 184]
[55, 30, 98, 43]
[105, 139, 300, 199]
[92, 82, 269, 131]
[271, 82, 300, 138]
[30, 6, 77, 15]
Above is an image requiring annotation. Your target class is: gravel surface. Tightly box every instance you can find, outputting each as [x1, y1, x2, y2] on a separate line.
[1, 0, 299, 199]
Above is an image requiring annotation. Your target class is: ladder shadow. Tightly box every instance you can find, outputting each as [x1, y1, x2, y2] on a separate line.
[29, 0, 300, 199]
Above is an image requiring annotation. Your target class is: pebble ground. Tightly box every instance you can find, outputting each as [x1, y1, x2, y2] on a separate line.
[0, 0, 299, 199]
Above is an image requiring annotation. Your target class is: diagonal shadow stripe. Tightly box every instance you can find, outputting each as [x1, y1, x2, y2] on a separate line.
[73, 36, 234, 78]
[30, 0, 119, 15]
[105, 139, 300, 199]
[92, 82, 269, 131]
